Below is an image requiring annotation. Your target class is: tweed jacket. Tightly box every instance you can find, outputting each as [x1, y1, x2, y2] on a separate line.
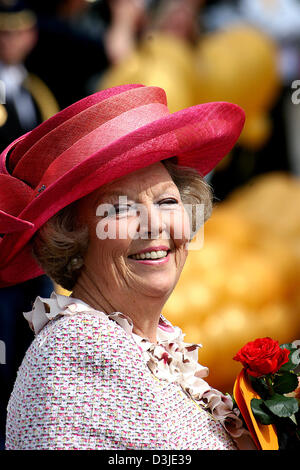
[5, 292, 253, 450]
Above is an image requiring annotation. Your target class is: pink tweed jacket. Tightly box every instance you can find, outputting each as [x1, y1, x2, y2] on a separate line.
[5, 292, 254, 450]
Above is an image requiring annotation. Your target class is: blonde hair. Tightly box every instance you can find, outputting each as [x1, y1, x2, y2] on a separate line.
[32, 159, 213, 290]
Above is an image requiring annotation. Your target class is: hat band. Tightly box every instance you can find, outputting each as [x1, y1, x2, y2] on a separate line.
[12, 86, 167, 187]
[9, 85, 145, 168]
[33, 102, 170, 193]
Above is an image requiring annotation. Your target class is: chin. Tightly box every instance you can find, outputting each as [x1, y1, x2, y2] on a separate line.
[144, 276, 177, 299]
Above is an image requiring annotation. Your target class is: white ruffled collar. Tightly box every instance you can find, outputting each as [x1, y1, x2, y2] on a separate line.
[24, 291, 255, 450]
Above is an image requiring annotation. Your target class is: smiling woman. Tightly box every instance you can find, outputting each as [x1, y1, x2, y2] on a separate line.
[0, 84, 256, 450]
[31, 159, 212, 294]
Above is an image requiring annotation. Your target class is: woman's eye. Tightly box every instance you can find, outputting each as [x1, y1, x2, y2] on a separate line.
[159, 198, 178, 206]
[114, 205, 132, 214]
[103, 205, 131, 217]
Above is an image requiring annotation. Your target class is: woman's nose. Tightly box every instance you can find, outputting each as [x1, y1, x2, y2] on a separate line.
[137, 203, 166, 240]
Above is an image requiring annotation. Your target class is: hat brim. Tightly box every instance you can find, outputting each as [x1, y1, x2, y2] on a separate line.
[0, 100, 244, 287]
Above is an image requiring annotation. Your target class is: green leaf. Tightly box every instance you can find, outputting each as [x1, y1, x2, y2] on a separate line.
[251, 398, 275, 424]
[273, 372, 299, 394]
[250, 376, 270, 400]
[264, 394, 299, 418]
[280, 343, 294, 350]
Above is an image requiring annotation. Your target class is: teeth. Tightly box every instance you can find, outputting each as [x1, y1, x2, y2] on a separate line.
[130, 250, 168, 260]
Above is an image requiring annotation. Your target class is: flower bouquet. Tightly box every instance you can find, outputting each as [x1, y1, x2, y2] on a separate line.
[233, 337, 300, 450]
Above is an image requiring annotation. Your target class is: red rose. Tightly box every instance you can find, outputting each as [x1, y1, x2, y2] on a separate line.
[233, 337, 290, 377]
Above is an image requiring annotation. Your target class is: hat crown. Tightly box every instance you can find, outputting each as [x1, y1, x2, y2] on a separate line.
[7, 85, 168, 188]
[5, 85, 162, 171]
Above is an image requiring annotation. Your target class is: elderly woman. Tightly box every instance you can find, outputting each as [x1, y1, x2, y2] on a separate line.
[0, 84, 255, 450]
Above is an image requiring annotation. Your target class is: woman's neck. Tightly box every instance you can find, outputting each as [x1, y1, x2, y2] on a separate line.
[71, 272, 166, 343]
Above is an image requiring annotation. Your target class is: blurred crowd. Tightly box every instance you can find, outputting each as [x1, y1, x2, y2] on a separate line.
[1, 0, 300, 449]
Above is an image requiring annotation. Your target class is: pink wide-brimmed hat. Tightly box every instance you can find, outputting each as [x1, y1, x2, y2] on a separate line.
[0, 84, 245, 287]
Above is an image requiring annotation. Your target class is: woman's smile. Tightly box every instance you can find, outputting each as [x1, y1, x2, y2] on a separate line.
[128, 245, 171, 264]
[128, 251, 171, 265]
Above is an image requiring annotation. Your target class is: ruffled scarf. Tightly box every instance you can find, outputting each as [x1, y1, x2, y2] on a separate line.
[24, 291, 255, 450]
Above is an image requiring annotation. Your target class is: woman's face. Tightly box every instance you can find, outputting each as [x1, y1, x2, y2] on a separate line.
[77, 162, 190, 300]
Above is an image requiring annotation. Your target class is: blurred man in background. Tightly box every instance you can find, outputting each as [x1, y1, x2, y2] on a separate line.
[0, 0, 58, 150]
[25, 0, 110, 108]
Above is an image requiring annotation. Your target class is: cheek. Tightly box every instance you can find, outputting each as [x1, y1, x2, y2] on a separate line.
[88, 218, 133, 269]
[89, 236, 130, 261]
[84, 237, 130, 285]
[167, 208, 191, 248]
[95, 216, 140, 242]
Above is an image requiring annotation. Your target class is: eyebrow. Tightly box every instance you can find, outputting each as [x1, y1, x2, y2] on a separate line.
[100, 182, 177, 200]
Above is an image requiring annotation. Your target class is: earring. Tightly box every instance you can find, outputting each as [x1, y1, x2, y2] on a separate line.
[67, 256, 84, 272]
